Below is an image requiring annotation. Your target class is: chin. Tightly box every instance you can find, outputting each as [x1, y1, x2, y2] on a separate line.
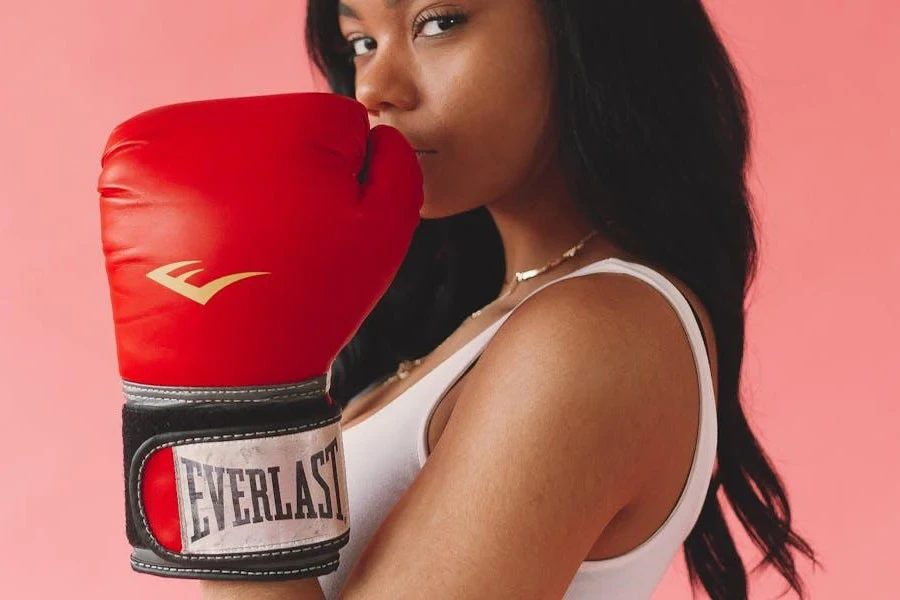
[419, 191, 485, 220]
[419, 204, 465, 221]
[419, 204, 454, 220]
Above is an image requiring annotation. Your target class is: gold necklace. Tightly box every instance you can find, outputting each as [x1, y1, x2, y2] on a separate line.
[382, 229, 598, 387]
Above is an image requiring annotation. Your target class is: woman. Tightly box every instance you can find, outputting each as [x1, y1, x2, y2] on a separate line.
[206, 0, 816, 598]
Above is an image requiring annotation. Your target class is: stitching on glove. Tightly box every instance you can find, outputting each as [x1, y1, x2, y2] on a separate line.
[124, 391, 324, 404]
[123, 378, 328, 403]
[123, 383, 322, 395]
[131, 557, 339, 577]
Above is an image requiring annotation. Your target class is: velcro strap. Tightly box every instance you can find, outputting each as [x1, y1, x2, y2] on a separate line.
[122, 377, 349, 567]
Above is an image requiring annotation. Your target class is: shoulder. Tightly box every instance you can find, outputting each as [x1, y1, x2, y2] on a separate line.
[469, 268, 707, 502]
[486, 267, 705, 391]
[486, 264, 718, 404]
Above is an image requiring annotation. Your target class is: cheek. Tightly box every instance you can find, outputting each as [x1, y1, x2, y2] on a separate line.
[419, 31, 554, 216]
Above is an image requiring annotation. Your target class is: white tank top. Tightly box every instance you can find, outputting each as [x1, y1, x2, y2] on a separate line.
[319, 257, 718, 599]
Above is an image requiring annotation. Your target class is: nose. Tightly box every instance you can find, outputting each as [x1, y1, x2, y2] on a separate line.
[355, 44, 419, 121]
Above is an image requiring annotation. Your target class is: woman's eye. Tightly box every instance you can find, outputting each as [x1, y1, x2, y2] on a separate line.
[348, 37, 376, 57]
[416, 13, 467, 38]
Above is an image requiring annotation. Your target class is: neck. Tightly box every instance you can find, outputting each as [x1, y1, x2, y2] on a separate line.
[486, 160, 600, 285]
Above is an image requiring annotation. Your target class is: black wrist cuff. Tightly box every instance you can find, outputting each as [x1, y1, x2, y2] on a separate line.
[121, 375, 350, 580]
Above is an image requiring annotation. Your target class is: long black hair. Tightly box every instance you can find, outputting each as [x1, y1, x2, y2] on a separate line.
[306, 1, 818, 598]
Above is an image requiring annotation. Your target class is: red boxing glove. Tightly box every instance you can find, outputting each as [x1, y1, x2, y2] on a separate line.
[99, 93, 422, 580]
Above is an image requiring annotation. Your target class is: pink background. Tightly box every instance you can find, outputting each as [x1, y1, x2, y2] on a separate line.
[1, 1, 896, 597]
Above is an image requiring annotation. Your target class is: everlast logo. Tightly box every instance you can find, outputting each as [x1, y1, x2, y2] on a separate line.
[146, 260, 270, 305]
[178, 437, 346, 543]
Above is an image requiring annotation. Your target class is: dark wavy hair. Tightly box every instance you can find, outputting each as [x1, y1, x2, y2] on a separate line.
[306, 1, 818, 597]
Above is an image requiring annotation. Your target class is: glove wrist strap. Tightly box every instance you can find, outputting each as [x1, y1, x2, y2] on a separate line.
[121, 375, 349, 580]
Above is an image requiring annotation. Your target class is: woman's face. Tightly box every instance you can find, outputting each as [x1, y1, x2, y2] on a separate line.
[337, 0, 556, 218]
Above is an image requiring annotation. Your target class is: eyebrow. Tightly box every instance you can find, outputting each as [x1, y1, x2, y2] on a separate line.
[338, 0, 403, 20]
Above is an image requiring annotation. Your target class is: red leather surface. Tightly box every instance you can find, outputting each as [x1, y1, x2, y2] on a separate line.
[99, 92, 423, 387]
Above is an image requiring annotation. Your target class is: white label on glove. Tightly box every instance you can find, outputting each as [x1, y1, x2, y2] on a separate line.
[171, 422, 349, 555]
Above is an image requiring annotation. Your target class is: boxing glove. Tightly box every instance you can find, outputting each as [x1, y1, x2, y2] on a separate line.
[99, 92, 423, 580]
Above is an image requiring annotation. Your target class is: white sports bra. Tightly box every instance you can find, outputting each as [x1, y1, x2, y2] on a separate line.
[318, 257, 718, 599]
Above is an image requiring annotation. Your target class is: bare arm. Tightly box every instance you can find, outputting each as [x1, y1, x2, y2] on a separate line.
[201, 579, 324, 600]
[199, 273, 701, 599]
